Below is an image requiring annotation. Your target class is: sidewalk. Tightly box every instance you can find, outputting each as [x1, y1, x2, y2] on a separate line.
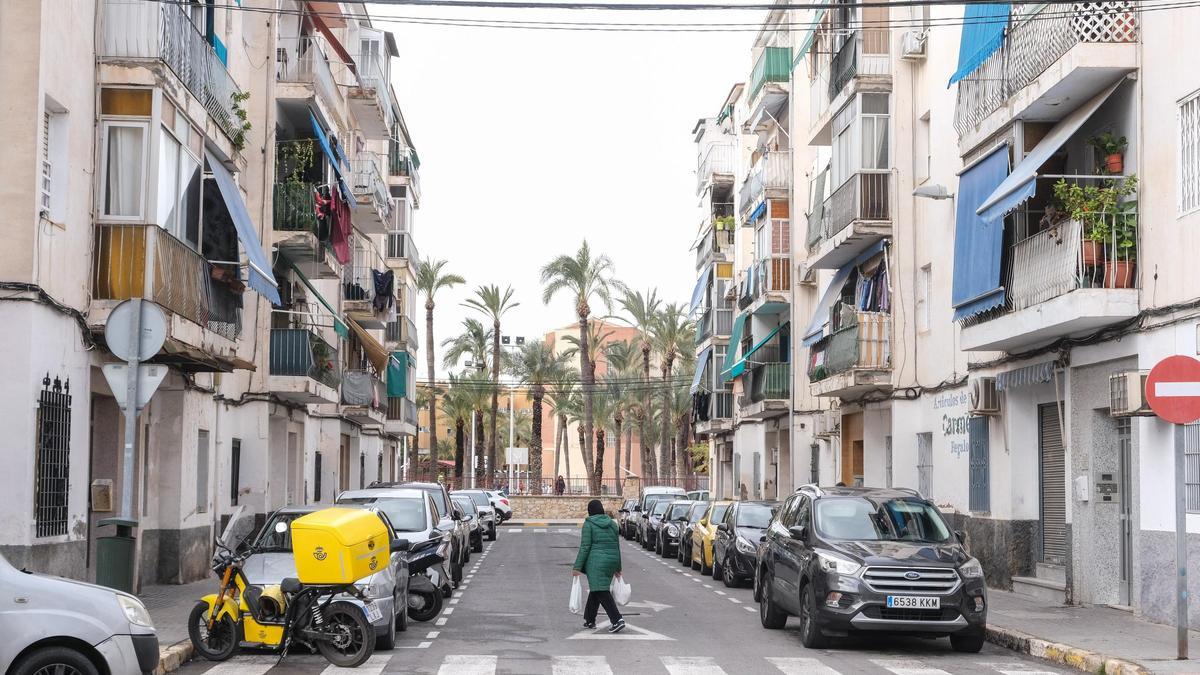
[140, 579, 210, 673]
[986, 589, 1200, 674]
[503, 519, 583, 527]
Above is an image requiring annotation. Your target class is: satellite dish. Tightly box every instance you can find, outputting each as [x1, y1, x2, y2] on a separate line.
[106, 300, 167, 362]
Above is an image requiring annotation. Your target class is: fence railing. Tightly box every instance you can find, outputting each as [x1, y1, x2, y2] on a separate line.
[386, 397, 418, 425]
[386, 316, 420, 349]
[827, 29, 891, 102]
[343, 370, 386, 411]
[818, 171, 892, 243]
[101, 0, 242, 140]
[269, 326, 342, 390]
[697, 142, 736, 194]
[387, 230, 419, 262]
[695, 227, 735, 269]
[808, 312, 891, 382]
[954, 3, 1139, 136]
[710, 391, 734, 419]
[1006, 215, 1138, 313]
[276, 35, 341, 107]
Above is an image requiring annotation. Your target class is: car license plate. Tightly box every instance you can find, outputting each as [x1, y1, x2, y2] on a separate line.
[363, 601, 383, 622]
[886, 595, 940, 609]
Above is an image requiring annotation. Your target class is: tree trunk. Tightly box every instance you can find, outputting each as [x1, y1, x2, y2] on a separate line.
[594, 429, 606, 496]
[426, 300, 438, 475]
[660, 358, 674, 483]
[531, 386, 544, 495]
[624, 425, 633, 481]
[553, 409, 562, 478]
[676, 417, 689, 482]
[454, 417, 465, 480]
[562, 414, 572, 488]
[473, 409, 485, 486]
[487, 320, 501, 488]
[613, 414, 623, 496]
[578, 313, 597, 495]
[641, 347, 656, 482]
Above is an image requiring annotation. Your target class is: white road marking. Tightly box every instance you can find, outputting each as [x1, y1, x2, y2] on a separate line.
[535, 528, 548, 533]
[766, 657, 843, 674]
[978, 663, 1061, 675]
[557, 528, 574, 533]
[691, 578, 702, 583]
[871, 659, 953, 675]
[728, 597, 742, 603]
[1155, 382, 1200, 397]
[443, 607, 455, 614]
[201, 657, 276, 675]
[743, 606, 756, 613]
[436, 617, 448, 626]
[397, 641, 432, 649]
[437, 655, 497, 675]
[703, 584, 713, 588]
[661, 656, 728, 675]
[450, 598, 460, 604]
[552, 655, 614, 675]
[567, 621, 674, 641]
[715, 590, 726, 595]
[508, 528, 524, 533]
[426, 631, 440, 639]
[321, 653, 390, 675]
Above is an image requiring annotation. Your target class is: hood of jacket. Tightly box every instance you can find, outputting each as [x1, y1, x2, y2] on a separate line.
[586, 513, 618, 530]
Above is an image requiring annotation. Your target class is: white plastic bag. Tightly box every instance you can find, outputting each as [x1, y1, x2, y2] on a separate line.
[568, 576, 583, 614]
[610, 575, 632, 606]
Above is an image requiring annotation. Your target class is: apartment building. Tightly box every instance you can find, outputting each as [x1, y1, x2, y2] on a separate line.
[0, 0, 423, 589]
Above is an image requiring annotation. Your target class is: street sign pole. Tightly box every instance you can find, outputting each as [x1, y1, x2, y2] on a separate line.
[1175, 424, 1189, 661]
[120, 299, 142, 521]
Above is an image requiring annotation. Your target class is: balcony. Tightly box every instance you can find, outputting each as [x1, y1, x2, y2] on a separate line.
[738, 153, 792, 217]
[739, 360, 790, 421]
[807, 171, 893, 269]
[808, 312, 892, 398]
[808, 29, 892, 145]
[953, 3, 1139, 145]
[273, 181, 340, 279]
[386, 316, 420, 352]
[388, 146, 422, 204]
[348, 51, 394, 140]
[695, 226, 735, 271]
[343, 237, 390, 329]
[748, 47, 792, 107]
[961, 217, 1139, 352]
[268, 325, 341, 404]
[91, 224, 245, 370]
[738, 256, 791, 315]
[101, 0, 242, 142]
[695, 391, 734, 436]
[387, 230, 419, 268]
[696, 307, 735, 345]
[385, 397, 419, 436]
[342, 369, 387, 426]
[697, 142, 736, 196]
[275, 36, 341, 112]
[349, 153, 391, 234]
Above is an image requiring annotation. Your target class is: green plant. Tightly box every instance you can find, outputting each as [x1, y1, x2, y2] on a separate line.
[714, 215, 736, 230]
[1088, 131, 1127, 157]
[277, 139, 315, 186]
[1052, 174, 1138, 242]
[230, 90, 252, 151]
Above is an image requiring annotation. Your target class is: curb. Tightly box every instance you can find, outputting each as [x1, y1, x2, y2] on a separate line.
[504, 521, 583, 527]
[154, 639, 193, 674]
[986, 625, 1149, 675]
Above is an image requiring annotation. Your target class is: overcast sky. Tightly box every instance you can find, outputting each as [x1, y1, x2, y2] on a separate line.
[370, 4, 767, 376]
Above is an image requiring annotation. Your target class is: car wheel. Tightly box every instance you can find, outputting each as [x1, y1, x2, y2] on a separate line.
[691, 556, 701, 571]
[488, 524, 497, 541]
[376, 603, 397, 650]
[396, 597, 409, 632]
[711, 555, 723, 580]
[723, 556, 740, 588]
[799, 584, 830, 649]
[753, 567, 763, 602]
[758, 569, 787, 629]
[700, 549, 712, 575]
[472, 533, 483, 553]
[950, 633, 985, 653]
[11, 646, 100, 675]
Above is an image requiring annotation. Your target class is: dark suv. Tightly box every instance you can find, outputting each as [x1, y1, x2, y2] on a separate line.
[755, 486, 986, 653]
[713, 500, 779, 588]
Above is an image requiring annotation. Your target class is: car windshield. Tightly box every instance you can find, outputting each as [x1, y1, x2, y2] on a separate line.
[815, 498, 953, 543]
[710, 504, 730, 523]
[668, 503, 691, 520]
[736, 504, 775, 528]
[466, 492, 490, 507]
[688, 504, 708, 523]
[651, 501, 671, 516]
[254, 512, 307, 552]
[340, 497, 427, 533]
[410, 486, 448, 517]
[453, 497, 477, 514]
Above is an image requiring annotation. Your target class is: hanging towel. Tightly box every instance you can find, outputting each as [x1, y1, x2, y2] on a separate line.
[373, 269, 395, 315]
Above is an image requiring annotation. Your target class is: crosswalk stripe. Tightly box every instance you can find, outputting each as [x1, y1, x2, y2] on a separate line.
[509, 528, 524, 532]
[201, 656, 276, 675]
[661, 656, 728, 675]
[766, 657, 843, 675]
[871, 659, 953, 675]
[321, 653, 390, 675]
[978, 663, 1060, 675]
[438, 655, 497, 675]
[552, 655, 614, 675]
[535, 528, 547, 532]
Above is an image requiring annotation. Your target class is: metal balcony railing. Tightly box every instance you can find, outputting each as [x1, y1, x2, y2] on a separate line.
[387, 231, 419, 262]
[386, 316, 420, 349]
[749, 46, 792, 103]
[740, 362, 790, 408]
[1005, 215, 1139, 314]
[92, 224, 242, 340]
[695, 227, 735, 269]
[711, 391, 734, 419]
[954, 3, 1139, 136]
[826, 29, 891, 102]
[818, 171, 892, 242]
[388, 145, 422, 194]
[350, 153, 390, 214]
[101, 0, 243, 141]
[273, 181, 320, 234]
[697, 142, 736, 194]
[353, 51, 395, 129]
[275, 36, 341, 106]
[386, 397, 419, 426]
[343, 370, 386, 412]
[269, 326, 342, 390]
[344, 237, 386, 304]
[738, 153, 793, 215]
[808, 312, 891, 382]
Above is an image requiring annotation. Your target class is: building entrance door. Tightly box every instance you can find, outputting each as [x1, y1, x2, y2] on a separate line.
[1117, 417, 1134, 605]
[1039, 403, 1067, 565]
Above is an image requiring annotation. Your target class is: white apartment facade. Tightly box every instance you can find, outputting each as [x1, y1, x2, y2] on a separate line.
[0, 0, 422, 589]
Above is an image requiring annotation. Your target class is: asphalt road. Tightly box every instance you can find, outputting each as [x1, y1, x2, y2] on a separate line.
[176, 526, 1066, 674]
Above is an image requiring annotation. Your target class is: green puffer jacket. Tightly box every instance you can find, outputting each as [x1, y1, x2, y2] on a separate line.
[573, 513, 622, 589]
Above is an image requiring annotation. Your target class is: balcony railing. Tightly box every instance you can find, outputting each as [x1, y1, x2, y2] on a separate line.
[749, 46, 792, 103]
[696, 308, 734, 343]
[269, 327, 342, 390]
[710, 391, 734, 419]
[740, 362, 790, 408]
[101, 0, 242, 140]
[388, 146, 422, 196]
[273, 181, 320, 234]
[697, 142, 736, 194]
[387, 231, 419, 262]
[954, 3, 1139, 136]
[386, 316, 420, 349]
[350, 153, 390, 215]
[818, 171, 892, 243]
[343, 370, 386, 412]
[808, 312, 891, 382]
[826, 29, 891, 102]
[738, 152, 793, 215]
[275, 36, 341, 106]
[93, 224, 242, 340]
[695, 227, 735, 269]
[352, 50, 395, 130]
[387, 397, 419, 426]
[344, 237, 386, 304]
[1004, 215, 1138, 314]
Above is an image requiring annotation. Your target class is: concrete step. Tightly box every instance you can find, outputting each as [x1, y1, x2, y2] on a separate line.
[1012, 575, 1067, 604]
[1035, 562, 1067, 585]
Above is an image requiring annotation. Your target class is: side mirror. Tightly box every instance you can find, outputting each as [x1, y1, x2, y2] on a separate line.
[759, 535, 767, 543]
[955, 530, 966, 544]
[618, 508, 628, 513]
[391, 538, 411, 552]
[717, 523, 729, 533]
[788, 525, 808, 541]
[451, 511, 462, 521]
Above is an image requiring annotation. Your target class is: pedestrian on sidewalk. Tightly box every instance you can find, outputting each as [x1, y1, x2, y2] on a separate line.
[573, 499, 625, 633]
[555, 475, 566, 496]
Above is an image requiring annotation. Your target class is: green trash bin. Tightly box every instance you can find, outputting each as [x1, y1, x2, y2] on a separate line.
[95, 517, 137, 593]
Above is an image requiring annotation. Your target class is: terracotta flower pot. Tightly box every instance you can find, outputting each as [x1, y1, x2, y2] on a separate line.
[1080, 239, 1104, 267]
[1105, 153, 1124, 174]
[1104, 260, 1135, 288]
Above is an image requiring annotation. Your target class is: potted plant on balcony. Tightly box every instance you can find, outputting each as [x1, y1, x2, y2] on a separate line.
[1053, 177, 1117, 266]
[1104, 197, 1137, 288]
[1088, 132, 1128, 174]
[715, 215, 736, 231]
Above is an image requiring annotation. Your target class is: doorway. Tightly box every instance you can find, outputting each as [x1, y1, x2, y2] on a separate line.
[1117, 417, 1134, 605]
[338, 434, 351, 493]
[1039, 403, 1067, 565]
[286, 432, 299, 505]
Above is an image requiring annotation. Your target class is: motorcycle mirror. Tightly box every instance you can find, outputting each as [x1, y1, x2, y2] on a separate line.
[274, 521, 288, 534]
[391, 538, 411, 552]
[717, 523, 729, 532]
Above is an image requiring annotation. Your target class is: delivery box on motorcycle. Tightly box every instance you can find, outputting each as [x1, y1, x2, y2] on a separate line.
[291, 507, 390, 584]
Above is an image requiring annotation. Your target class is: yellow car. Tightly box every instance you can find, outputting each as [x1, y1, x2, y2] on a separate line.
[690, 500, 732, 575]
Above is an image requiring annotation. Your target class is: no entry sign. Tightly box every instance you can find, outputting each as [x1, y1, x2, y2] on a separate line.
[1146, 355, 1200, 424]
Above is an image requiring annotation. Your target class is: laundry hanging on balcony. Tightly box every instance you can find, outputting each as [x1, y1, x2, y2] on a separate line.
[204, 149, 281, 305]
[803, 240, 888, 346]
[948, 3, 1011, 86]
[316, 184, 353, 265]
[348, 318, 391, 375]
[308, 110, 356, 209]
[689, 267, 713, 317]
[387, 350, 411, 398]
[690, 346, 713, 395]
[342, 371, 378, 407]
[952, 146, 1011, 321]
[373, 269, 396, 319]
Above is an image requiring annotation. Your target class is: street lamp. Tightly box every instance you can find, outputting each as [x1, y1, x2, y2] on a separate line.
[912, 184, 955, 200]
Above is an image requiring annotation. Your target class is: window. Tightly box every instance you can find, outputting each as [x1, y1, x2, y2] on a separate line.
[196, 430, 209, 514]
[1180, 90, 1200, 214]
[230, 438, 242, 506]
[917, 264, 932, 333]
[917, 432, 933, 497]
[815, 497, 952, 542]
[1185, 423, 1200, 512]
[314, 451, 323, 502]
[100, 120, 149, 219]
[884, 435, 893, 488]
[41, 105, 67, 221]
[914, 111, 931, 184]
[860, 94, 890, 171]
[831, 101, 854, 187]
[34, 377, 71, 538]
[157, 109, 203, 248]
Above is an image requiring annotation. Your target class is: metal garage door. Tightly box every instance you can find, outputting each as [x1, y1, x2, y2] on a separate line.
[1039, 403, 1067, 565]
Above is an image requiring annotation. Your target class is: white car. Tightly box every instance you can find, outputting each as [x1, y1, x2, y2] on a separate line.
[486, 490, 513, 521]
[452, 489, 498, 540]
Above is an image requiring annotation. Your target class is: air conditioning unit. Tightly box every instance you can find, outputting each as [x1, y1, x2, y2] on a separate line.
[900, 30, 927, 60]
[968, 377, 1001, 415]
[815, 410, 841, 438]
[1110, 371, 1154, 417]
[797, 261, 817, 286]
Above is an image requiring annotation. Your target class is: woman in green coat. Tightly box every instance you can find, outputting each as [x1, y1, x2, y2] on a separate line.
[572, 499, 626, 632]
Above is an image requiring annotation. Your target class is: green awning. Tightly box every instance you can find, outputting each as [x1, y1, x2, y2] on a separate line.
[289, 262, 349, 338]
[721, 313, 749, 383]
[387, 350, 411, 398]
[793, 6, 827, 69]
[724, 321, 789, 382]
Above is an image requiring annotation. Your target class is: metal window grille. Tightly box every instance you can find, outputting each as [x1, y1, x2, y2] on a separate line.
[916, 432, 933, 498]
[35, 376, 71, 538]
[884, 435, 893, 488]
[969, 417, 991, 512]
[1184, 423, 1200, 513]
[230, 439, 241, 506]
[1180, 91, 1200, 214]
[314, 451, 323, 502]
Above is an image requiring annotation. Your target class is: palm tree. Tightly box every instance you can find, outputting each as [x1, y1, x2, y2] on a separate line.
[591, 387, 616, 495]
[457, 369, 493, 487]
[545, 370, 579, 484]
[651, 303, 692, 481]
[417, 259, 465, 473]
[618, 288, 661, 482]
[604, 340, 639, 495]
[440, 375, 474, 481]
[541, 242, 622, 495]
[463, 284, 519, 488]
[441, 318, 491, 371]
[509, 340, 570, 495]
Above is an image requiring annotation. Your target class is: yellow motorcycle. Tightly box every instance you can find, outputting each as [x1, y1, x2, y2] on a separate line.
[188, 507, 398, 668]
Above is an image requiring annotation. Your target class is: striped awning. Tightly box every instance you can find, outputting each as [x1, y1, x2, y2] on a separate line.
[995, 361, 1056, 391]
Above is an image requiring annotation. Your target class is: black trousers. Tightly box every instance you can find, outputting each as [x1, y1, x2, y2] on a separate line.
[583, 589, 622, 624]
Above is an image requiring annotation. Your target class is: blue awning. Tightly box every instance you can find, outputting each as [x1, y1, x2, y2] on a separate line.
[205, 149, 281, 305]
[308, 111, 356, 208]
[690, 346, 713, 395]
[803, 240, 887, 346]
[952, 146, 1011, 321]
[689, 266, 713, 317]
[995, 360, 1055, 391]
[721, 313, 748, 383]
[977, 81, 1122, 223]
[948, 3, 1010, 86]
[749, 201, 767, 224]
[726, 322, 788, 381]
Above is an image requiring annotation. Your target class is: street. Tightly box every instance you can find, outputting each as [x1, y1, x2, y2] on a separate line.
[175, 527, 1066, 674]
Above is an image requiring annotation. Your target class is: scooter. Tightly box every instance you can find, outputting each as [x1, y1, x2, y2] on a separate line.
[406, 537, 447, 622]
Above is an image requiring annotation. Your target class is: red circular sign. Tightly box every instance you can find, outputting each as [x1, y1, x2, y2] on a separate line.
[1145, 355, 1200, 424]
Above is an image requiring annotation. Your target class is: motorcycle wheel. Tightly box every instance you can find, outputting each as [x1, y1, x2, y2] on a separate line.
[408, 589, 444, 622]
[187, 601, 239, 661]
[317, 601, 375, 668]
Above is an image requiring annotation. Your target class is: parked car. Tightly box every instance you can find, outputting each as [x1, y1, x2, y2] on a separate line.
[381, 482, 469, 587]
[686, 489, 710, 501]
[638, 485, 685, 507]
[756, 485, 987, 653]
[486, 490, 513, 521]
[248, 504, 409, 649]
[451, 494, 485, 553]
[639, 498, 672, 550]
[690, 500, 732, 574]
[677, 500, 710, 565]
[0, 553, 158, 675]
[713, 500, 779, 588]
[452, 489, 498, 540]
[656, 499, 695, 557]
[617, 499, 639, 539]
